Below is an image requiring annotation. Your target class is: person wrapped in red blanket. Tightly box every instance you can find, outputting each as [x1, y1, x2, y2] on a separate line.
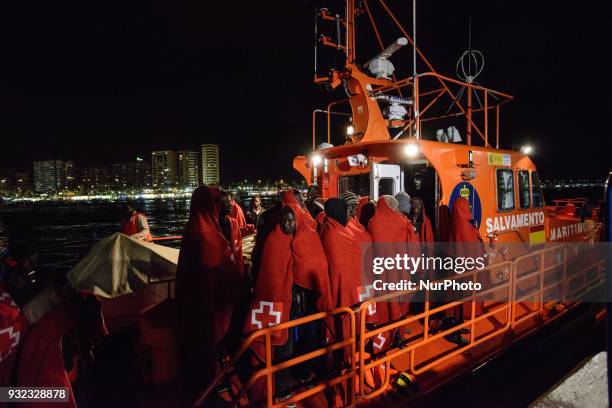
[367, 195, 419, 352]
[410, 197, 435, 243]
[320, 198, 374, 359]
[16, 289, 107, 408]
[176, 186, 247, 396]
[245, 203, 330, 403]
[450, 197, 486, 316]
[1, 249, 107, 407]
[223, 191, 256, 237]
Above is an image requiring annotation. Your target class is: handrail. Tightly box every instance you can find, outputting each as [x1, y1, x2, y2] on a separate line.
[151, 235, 183, 242]
[356, 261, 513, 398]
[552, 198, 589, 207]
[194, 306, 355, 407]
[196, 243, 606, 406]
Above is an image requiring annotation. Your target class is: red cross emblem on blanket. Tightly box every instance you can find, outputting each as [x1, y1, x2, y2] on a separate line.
[250, 301, 283, 330]
[0, 324, 22, 363]
[357, 285, 377, 316]
[372, 333, 387, 351]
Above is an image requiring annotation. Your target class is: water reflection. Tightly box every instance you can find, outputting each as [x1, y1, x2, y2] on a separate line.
[0, 198, 191, 279]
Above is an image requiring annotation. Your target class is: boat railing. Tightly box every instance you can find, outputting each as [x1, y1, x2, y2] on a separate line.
[194, 306, 357, 407]
[313, 70, 513, 151]
[551, 198, 590, 207]
[151, 235, 183, 242]
[195, 244, 606, 407]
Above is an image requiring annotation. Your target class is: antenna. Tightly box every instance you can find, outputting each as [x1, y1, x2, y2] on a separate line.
[314, 7, 318, 76]
[446, 17, 485, 113]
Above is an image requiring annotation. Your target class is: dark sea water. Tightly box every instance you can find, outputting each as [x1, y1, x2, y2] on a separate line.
[0, 187, 605, 280]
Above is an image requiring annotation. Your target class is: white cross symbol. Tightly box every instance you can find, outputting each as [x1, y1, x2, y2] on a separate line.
[373, 333, 386, 351]
[0, 326, 21, 363]
[251, 301, 282, 329]
[358, 285, 377, 316]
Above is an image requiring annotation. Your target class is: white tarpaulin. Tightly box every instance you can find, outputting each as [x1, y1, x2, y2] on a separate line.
[67, 233, 179, 298]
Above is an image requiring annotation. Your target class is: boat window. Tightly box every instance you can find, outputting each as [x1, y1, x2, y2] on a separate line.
[338, 174, 369, 197]
[378, 178, 395, 197]
[531, 171, 545, 208]
[518, 170, 530, 209]
[496, 169, 515, 211]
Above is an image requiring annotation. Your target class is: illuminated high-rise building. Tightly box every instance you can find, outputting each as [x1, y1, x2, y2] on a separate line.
[201, 144, 219, 186]
[151, 150, 178, 190]
[178, 150, 201, 189]
[33, 160, 66, 193]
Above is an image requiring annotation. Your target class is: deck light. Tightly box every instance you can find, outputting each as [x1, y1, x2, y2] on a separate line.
[521, 145, 533, 155]
[312, 154, 322, 166]
[404, 142, 420, 158]
[347, 125, 355, 136]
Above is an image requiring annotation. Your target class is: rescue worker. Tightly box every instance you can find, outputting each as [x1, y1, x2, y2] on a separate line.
[175, 186, 247, 396]
[121, 201, 152, 241]
[245, 204, 330, 404]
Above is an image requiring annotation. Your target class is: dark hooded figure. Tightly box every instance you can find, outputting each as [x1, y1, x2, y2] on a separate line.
[324, 198, 348, 226]
[410, 197, 435, 243]
[175, 186, 247, 395]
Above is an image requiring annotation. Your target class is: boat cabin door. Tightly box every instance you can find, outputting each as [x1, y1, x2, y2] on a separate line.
[370, 163, 403, 201]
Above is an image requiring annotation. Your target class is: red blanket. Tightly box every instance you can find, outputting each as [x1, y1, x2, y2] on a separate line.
[176, 186, 246, 392]
[16, 292, 106, 408]
[245, 203, 330, 402]
[449, 197, 485, 319]
[367, 197, 419, 351]
[280, 189, 317, 230]
[245, 204, 330, 351]
[0, 284, 28, 387]
[320, 216, 374, 340]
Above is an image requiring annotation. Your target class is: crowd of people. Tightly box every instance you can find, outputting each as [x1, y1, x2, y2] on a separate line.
[175, 185, 484, 405]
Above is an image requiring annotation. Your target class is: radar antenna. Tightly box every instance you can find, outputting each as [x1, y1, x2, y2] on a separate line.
[447, 17, 489, 113]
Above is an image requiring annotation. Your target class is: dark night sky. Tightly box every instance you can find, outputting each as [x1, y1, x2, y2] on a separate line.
[0, 1, 610, 182]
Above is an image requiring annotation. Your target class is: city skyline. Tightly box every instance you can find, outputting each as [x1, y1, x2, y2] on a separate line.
[0, 144, 222, 196]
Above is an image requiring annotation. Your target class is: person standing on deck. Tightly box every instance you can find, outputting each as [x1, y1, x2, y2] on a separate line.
[245, 203, 330, 404]
[320, 199, 374, 356]
[409, 197, 435, 243]
[367, 195, 417, 351]
[245, 194, 264, 228]
[342, 191, 369, 236]
[175, 186, 247, 397]
[121, 201, 152, 241]
[444, 197, 486, 346]
[222, 191, 255, 236]
[305, 184, 323, 219]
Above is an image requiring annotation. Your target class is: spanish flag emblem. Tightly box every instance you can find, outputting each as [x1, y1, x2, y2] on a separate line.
[529, 224, 546, 248]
